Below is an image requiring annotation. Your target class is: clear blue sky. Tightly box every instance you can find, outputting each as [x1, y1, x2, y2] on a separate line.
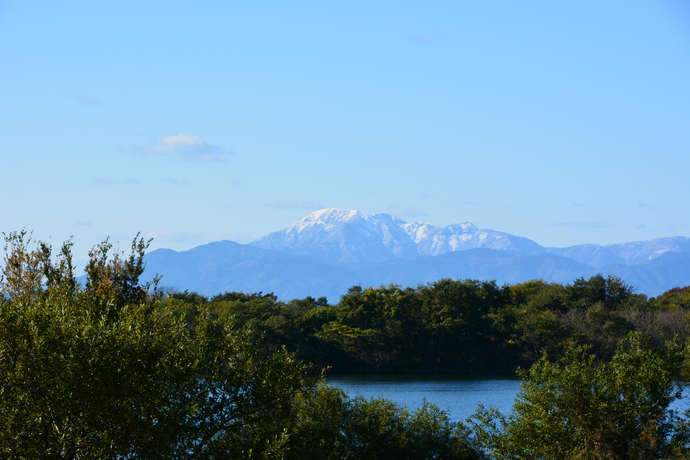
[2, 1, 689, 267]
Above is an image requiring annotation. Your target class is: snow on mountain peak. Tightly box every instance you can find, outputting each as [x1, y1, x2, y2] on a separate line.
[443, 223, 479, 234]
[250, 208, 421, 265]
[250, 208, 548, 267]
[402, 222, 440, 243]
[292, 208, 361, 232]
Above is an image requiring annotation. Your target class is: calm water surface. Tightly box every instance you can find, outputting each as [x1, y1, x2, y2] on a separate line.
[327, 375, 690, 423]
[326, 375, 520, 422]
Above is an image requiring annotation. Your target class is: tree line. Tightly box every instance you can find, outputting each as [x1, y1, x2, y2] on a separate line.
[2, 232, 690, 458]
[168, 273, 690, 376]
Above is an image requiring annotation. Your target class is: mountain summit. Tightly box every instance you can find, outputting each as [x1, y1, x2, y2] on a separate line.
[250, 208, 545, 267]
[249, 209, 418, 266]
[144, 209, 690, 300]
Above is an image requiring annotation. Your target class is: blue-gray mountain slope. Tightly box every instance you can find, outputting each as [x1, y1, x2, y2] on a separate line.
[142, 209, 690, 301]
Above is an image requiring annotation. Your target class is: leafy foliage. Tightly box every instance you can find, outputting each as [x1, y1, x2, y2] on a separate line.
[158, 275, 690, 376]
[470, 333, 690, 459]
[0, 232, 311, 459]
[285, 384, 485, 460]
[652, 286, 690, 310]
[4, 230, 690, 459]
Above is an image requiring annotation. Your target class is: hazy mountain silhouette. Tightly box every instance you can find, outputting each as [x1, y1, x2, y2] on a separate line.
[143, 209, 690, 301]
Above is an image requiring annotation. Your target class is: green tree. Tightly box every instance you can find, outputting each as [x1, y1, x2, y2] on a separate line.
[470, 332, 690, 459]
[285, 384, 485, 460]
[418, 279, 505, 373]
[489, 280, 572, 366]
[326, 284, 423, 372]
[565, 274, 643, 311]
[0, 232, 312, 459]
[652, 286, 690, 311]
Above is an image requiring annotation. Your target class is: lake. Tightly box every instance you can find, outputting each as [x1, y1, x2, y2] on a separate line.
[326, 375, 520, 422]
[327, 375, 690, 423]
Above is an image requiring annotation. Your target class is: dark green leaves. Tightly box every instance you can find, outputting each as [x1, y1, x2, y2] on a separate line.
[470, 333, 690, 459]
[0, 234, 311, 459]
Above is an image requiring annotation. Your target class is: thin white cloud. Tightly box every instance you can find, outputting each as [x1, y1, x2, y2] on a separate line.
[132, 133, 231, 163]
[268, 201, 326, 210]
[547, 221, 615, 229]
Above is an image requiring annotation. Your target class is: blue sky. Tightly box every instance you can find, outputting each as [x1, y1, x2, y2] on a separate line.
[1, 1, 689, 267]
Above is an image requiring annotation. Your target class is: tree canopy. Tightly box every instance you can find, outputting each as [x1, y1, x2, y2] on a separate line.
[0, 232, 311, 458]
[3, 231, 690, 458]
[471, 333, 690, 459]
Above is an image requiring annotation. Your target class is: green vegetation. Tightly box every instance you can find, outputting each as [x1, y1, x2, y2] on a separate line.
[2, 232, 690, 458]
[170, 274, 690, 376]
[284, 384, 484, 460]
[0, 232, 311, 458]
[471, 333, 690, 459]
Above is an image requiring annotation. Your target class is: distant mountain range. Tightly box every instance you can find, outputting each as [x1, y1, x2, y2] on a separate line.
[142, 208, 690, 301]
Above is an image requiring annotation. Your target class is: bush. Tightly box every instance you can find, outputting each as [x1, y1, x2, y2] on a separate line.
[470, 332, 690, 459]
[285, 384, 485, 460]
[0, 232, 311, 459]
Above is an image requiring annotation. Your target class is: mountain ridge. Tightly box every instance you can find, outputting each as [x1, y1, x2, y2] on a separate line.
[250, 208, 548, 267]
[143, 208, 690, 300]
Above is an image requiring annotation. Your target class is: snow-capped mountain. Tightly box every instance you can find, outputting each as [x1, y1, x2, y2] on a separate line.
[408, 222, 545, 256]
[546, 237, 690, 268]
[605, 237, 690, 266]
[249, 208, 419, 266]
[250, 208, 545, 266]
[142, 209, 690, 301]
